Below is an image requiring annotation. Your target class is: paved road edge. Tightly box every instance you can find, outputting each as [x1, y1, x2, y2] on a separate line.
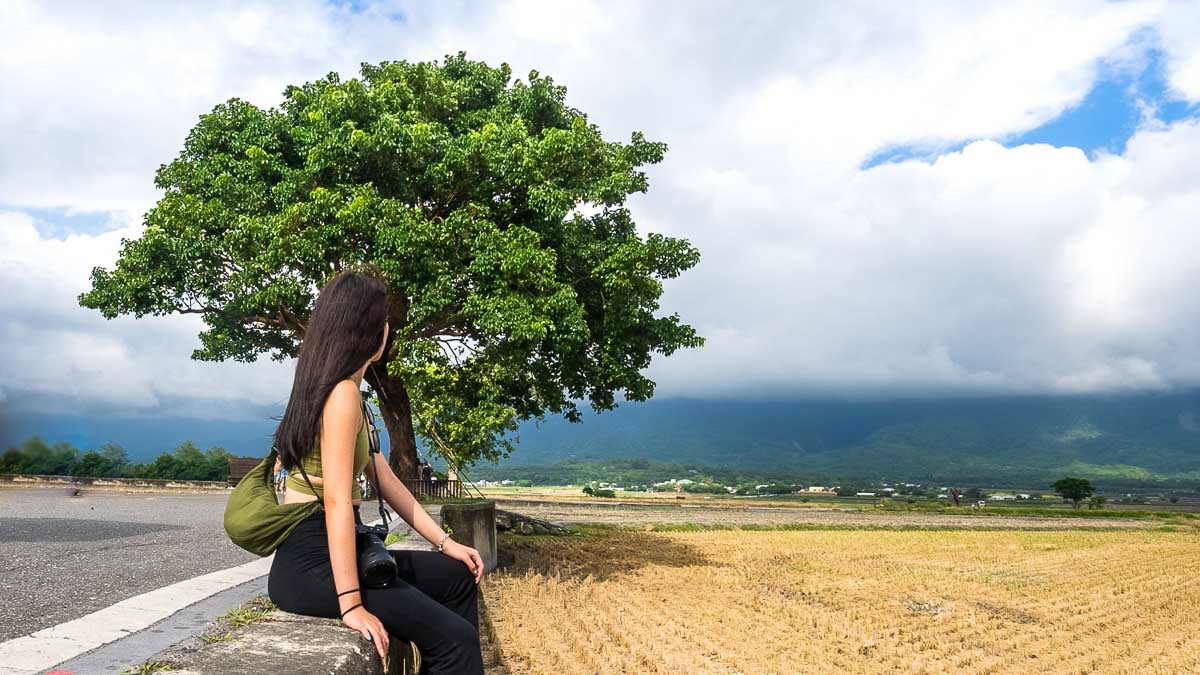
[0, 555, 273, 674]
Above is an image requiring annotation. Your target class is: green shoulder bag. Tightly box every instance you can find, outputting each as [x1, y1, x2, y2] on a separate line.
[223, 445, 323, 557]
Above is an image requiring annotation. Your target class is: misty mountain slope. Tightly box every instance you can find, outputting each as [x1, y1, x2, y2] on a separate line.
[493, 393, 1200, 483]
[6, 392, 1199, 485]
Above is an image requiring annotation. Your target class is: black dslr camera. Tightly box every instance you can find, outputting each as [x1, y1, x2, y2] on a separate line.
[355, 521, 398, 588]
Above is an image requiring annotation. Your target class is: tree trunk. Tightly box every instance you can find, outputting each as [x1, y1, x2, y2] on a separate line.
[365, 368, 421, 480]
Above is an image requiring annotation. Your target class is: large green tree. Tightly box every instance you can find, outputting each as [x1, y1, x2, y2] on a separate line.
[1052, 477, 1095, 508]
[79, 53, 703, 479]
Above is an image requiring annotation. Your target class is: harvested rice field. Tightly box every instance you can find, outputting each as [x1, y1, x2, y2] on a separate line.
[482, 526, 1200, 674]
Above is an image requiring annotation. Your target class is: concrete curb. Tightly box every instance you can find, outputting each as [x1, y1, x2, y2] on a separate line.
[1, 504, 418, 674]
[0, 558, 273, 674]
[151, 607, 420, 675]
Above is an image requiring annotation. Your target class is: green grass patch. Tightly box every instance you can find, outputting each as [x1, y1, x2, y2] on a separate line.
[190, 595, 276, 648]
[219, 595, 276, 628]
[554, 523, 611, 536]
[199, 631, 234, 644]
[384, 531, 408, 546]
[876, 505, 1200, 520]
[121, 659, 177, 674]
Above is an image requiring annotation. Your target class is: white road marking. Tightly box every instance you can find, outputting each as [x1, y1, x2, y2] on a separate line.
[0, 556, 273, 674]
[0, 511, 397, 675]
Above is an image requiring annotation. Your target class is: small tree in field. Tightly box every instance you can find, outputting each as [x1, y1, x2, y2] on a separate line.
[78, 53, 704, 478]
[1053, 477, 1094, 508]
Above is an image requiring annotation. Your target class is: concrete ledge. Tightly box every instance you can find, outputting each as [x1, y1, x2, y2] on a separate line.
[159, 609, 419, 675]
[440, 499, 497, 573]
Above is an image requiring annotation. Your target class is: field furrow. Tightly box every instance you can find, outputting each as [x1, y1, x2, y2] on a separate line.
[484, 528, 1200, 673]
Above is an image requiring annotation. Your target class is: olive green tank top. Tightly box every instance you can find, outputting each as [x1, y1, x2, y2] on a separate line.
[286, 415, 371, 500]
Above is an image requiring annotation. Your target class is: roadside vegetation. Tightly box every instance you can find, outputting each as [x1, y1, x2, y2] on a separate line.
[120, 659, 177, 674]
[219, 596, 276, 627]
[1, 436, 232, 481]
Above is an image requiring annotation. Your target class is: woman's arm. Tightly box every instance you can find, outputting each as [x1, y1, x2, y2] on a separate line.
[364, 452, 446, 547]
[363, 433, 484, 582]
[321, 382, 389, 657]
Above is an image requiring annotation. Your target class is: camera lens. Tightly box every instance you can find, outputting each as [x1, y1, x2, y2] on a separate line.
[358, 531, 398, 588]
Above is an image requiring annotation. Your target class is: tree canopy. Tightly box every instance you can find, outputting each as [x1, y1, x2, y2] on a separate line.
[1052, 477, 1095, 507]
[79, 52, 704, 477]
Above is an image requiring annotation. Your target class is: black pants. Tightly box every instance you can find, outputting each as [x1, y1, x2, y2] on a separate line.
[267, 506, 485, 675]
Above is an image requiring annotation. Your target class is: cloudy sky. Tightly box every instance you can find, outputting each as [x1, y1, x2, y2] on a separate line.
[2, 0, 1200, 427]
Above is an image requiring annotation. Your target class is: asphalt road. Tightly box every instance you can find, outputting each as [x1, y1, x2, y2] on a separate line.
[0, 487, 258, 643]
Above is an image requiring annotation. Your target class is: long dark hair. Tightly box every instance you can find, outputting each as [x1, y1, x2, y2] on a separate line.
[273, 266, 389, 472]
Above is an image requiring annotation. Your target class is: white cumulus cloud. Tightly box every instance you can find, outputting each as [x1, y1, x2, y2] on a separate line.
[1, 0, 1200, 417]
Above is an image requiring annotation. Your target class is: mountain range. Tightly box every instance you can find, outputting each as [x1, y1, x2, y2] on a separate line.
[4, 391, 1199, 487]
[480, 392, 1200, 487]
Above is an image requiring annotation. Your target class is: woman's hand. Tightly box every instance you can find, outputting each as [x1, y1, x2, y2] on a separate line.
[441, 539, 484, 583]
[342, 605, 390, 662]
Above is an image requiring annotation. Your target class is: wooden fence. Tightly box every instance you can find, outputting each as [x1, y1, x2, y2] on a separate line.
[228, 458, 262, 486]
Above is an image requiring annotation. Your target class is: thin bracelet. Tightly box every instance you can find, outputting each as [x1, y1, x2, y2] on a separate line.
[436, 532, 451, 552]
[337, 587, 360, 598]
[339, 602, 363, 620]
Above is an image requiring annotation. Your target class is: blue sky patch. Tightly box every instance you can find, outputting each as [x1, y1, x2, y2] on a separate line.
[10, 205, 128, 239]
[325, 0, 406, 23]
[862, 47, 1200, 169]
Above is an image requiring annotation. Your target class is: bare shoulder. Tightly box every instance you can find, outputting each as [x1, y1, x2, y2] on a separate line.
[320, 380, 364, 447]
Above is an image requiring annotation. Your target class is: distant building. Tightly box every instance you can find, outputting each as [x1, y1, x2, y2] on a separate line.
[477, 478, 519, 487]
[856, 492, 876, 497]
[881, 487, 896, 493]
[806, 486, 833, 493]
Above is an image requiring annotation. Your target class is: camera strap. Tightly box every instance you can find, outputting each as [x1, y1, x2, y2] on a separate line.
[294, 397, 391, 531]
[361, 397, 391, 529]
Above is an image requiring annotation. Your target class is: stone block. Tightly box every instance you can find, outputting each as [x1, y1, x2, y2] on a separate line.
[439, 500, 497, 573]
[161, 610, 419, 674]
